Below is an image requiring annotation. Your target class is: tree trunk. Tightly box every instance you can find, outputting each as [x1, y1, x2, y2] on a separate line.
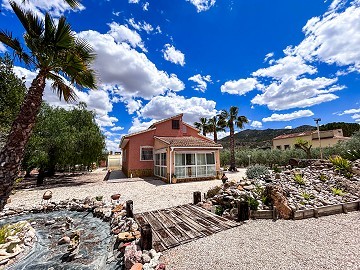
[213, 127, 218, 143]
[229, 126, 236, 171]
[0, 72, 46, 211]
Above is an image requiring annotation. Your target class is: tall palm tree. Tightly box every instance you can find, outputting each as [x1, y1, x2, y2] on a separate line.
[207, 115, 226, 143]
[0, 1, 96, 210]
[194, 117, 209, 136]
[220, 106, 248, 171]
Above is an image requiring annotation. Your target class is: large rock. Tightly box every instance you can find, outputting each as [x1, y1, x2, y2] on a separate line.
[265, 184, 293, 219]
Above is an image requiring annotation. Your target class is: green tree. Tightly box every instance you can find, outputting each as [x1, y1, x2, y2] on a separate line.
[0, 54, 27, 147]
[220, 106, 248, 171]
[22, 103, 105, 185]
[194, 117, 209, 136]
[0, 2, 96, 210]
[294, 138, 312, 159]
[207, 115, 226, 143]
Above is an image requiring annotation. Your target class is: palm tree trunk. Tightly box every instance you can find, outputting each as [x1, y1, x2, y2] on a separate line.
[0, 72, 46, 211]
[213, 128, 218, 143]
[229, 126, 236, 171]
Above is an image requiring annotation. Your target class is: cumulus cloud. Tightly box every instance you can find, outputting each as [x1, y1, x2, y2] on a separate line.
[251, 77, 343, 110]
[188, 74, 212, 92]
[127, 18, 155, 34]
[186, 0, 216, 12]
[250, 121, 263, 128]
[284, 126, 292, 129]
[107, 22, 146, 51]
[111, 126, 125, 131]
[262, 110, 314, 122]
[128, 117, 157, 134]
[163, 44, 185, 66]
[129, 0, 140, 3]
[1, 0, 84, 18]
[220, 78, 259, 95]
[264, 52, 274, 62]
[77, 30, 184, 101]
[339, 108, 360, 115]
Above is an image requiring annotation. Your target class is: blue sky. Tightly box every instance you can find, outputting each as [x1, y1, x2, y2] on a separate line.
[1, 0, 360, 151]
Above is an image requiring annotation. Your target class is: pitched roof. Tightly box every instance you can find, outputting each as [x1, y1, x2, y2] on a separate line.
[148, 114, 183, 129]
[273, 131, 313, 140]
[155, 136, 223, 148]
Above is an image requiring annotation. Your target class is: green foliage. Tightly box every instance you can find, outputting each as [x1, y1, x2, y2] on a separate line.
[319, 173, 328, 182]
[95, 195, 103, 201]
[215, 205, 224, 216]
[344, 149, 360, 161]
[0, 53, 27, 135]
[246, 164, 269, 179]
[22, 103, 105, 172]
[0, 222, 25, 244]
[207, 186, 221, 198]
[329, 156, 352, 173]
[294, 138, 312, 159]
[294, 173, 305, 185]
[331, 188, 345, 196]
[273, 165, 281, 173]
[302, 192, 315, 200]
[247, 197, 259, 210]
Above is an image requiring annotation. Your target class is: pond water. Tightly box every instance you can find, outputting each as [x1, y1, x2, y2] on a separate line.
[0, 211, 122, 270]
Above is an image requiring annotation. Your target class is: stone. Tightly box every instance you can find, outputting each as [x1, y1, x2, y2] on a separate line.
[117, 232, 136, 242]
[130, 263, 143, 270]
[142, 253, 151, 263]
[265, 184, 292, 219]
[237, 185, 244, 191]
[45, 219, 56, 226]
[156, 263, 166, 270]
[243, 185, 255, 191]
[58, 236, 71, 245]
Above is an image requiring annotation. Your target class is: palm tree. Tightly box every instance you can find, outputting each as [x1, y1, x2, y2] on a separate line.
[207, 115, 226, 143]
[194, 117, 209, 136]
[220, 106, 248, 171]
[0, 1, 96, 210]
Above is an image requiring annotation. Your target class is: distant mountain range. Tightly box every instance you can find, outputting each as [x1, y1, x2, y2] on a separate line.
[219, 122, 360, 149]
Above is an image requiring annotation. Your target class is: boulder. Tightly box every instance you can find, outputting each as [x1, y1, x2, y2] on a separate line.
[265, 184, 292, 219]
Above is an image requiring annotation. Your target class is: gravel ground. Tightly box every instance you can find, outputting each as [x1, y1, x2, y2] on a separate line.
[6, 169, 246, 213]
[161, 212, 360, 270]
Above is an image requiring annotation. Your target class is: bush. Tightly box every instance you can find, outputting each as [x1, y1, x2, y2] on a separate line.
[329, 156, 352, 173]
[246, 164, 269, 179]
[247, 197, 259, 210]
[332, 188, 345, 196]
[294, 173, 305, 185]
[207, 186, 221, 198]
[215, 205, 224, 216]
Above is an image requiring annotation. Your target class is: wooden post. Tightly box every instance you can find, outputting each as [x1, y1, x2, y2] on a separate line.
[126, 200, 134, 218]
[314, 208, 319, 218]
[272, 206, 278, 221]
[193, 191, 201, 205]
[342, 204, 348, 214]
[140, 223, 152, 251]
[237, 201, 249, 222]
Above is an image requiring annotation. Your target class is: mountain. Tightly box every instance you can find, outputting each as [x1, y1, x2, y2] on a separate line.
[219, 125, 317, 149]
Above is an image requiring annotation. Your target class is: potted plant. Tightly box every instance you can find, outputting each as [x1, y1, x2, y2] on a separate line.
[171, 173, 177, 184]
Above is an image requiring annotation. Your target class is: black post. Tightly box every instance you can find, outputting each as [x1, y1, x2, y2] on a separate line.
[272, 206, 278, 221]
[193, 191, 201, 205]
[140, 223, 152, 250]
[237, 201, 249, 222]
[126, 200, 134, 218]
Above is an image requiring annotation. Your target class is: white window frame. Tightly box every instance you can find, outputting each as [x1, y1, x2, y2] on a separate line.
[174, 151, 216, 179]
[154, 150, 167, 178]
[140, 146, 153, 161]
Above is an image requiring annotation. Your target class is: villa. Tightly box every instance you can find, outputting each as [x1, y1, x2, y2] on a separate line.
[119, 114, 223, 183]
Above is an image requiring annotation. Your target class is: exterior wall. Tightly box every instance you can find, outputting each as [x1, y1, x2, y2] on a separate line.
[273, 135, 312, 150]
[153, 115, 184, 137]
[311, 137, 349, 148]
[122, 143, 130, 176]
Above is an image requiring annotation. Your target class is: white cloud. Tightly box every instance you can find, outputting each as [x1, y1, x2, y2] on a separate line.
[262, 110, 314, 122]
[111, 126, 125, 131]
[143, 2, 149, 11]
[112, 11, 121, 16]
[252, 55, 317, 80]
[339, 108, 360, 115]
[250, 121, 263, 128]
[187, 0, 216, 12]
[128, 117, 157, 134]
[188, 74, 212, 92]
[107, 22, 146, 51]
[1, 0, 85, 18]
[220, 78, 259, 95]
[216, 131, 230, 140]
[129, 0, 140, 3]
[77, 30, 184, 101]
[294, 3, 360, 71]
[351, 114, 360, 119]
[264, 52, 274, 62]
[139, 93, 218, 124]
[284, 125, 292, 129]
[0, 42, 7, 52]
[121, 98, 143, 114]
[127, 18, 156, 34]
[163, 44, 185, 66]
[251, 76, 343, 110]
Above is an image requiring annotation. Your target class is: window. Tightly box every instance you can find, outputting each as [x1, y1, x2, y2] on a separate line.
[154, 152, 167, 178]
[140, 147, 153, 161]
[276, 146, 281, 150]
[174, 152, 216, 178]
[172, 120, 180, 129]
[284, 145, 290, 150]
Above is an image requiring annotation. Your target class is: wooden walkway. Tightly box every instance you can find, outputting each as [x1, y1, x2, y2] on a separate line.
[134, 204, 240, 252]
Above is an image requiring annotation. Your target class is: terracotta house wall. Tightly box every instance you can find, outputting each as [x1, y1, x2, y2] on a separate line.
[153, 115, 184, 137]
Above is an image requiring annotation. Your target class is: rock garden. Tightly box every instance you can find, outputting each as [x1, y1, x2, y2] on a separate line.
[199, 157, 360, 220]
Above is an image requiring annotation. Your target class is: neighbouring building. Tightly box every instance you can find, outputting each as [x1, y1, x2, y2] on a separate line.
[107, 152, 122, 170]
[119, 114, 223, 183]
[272, 129, 350, 150]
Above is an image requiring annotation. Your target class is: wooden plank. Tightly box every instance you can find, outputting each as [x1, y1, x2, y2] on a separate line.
[303, 209, 314, 219]
[182, 205, 228, 230]
[293, 210, 304, 220]
[317, 204, 343, 217]
[345, 201, 360, 211]
[251, 210, 273, 219]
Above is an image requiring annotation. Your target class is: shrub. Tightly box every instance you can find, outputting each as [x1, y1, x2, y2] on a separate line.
[273, 165, 281, 173]
[246, 164, 269, 179]
[0, 222, 25, 244]
[332, 188, 345, 196]
[319, 173, 327, 182]
[302, 192, 315, 200]
[215, 205, 224, 216]
[329, 155, 352, 173]
[294, 173, 305, 185]
[247, 197, 259, 210]
[207, 186, 221, 198]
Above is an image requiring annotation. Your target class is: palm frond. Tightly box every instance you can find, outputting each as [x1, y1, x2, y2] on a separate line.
[48, 72, 77, 102]
[44, 13, 56, 44]
[54, 17, 75, 48]
[0, 30, 31, 65]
